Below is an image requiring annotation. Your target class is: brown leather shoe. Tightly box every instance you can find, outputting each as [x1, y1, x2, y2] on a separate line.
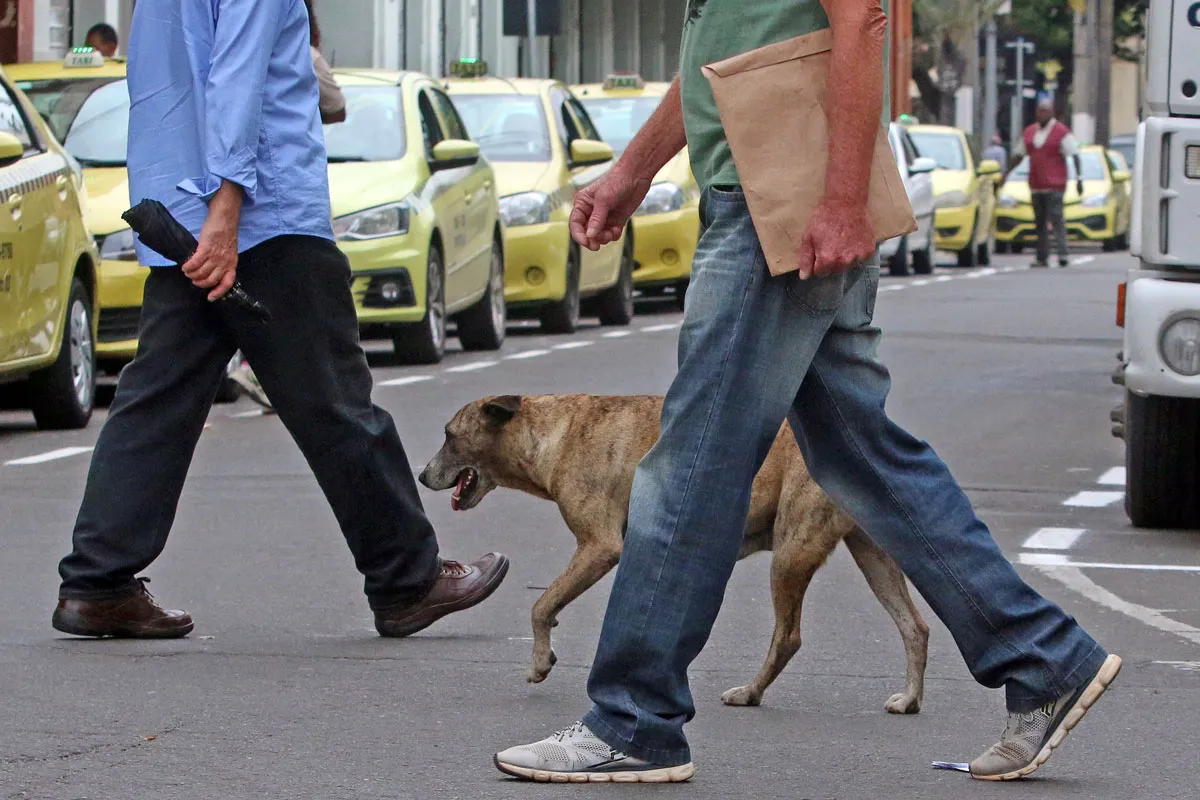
[375, 553, 509, 638]
[52, 578, 194, 639]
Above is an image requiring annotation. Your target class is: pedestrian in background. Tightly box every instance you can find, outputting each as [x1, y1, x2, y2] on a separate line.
[982, 134, 1007, 170]
[1018, 99, 1083, 268]
[53, 0, 509, 642]
[84, 23, 119, 57]
[495, 0, 1119, 784]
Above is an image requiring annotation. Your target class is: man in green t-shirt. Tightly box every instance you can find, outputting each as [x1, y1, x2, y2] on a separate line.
[494, 0, 1118, 784]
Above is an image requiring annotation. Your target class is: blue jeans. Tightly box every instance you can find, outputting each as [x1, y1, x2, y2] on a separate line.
[581, 187, 1106, 766]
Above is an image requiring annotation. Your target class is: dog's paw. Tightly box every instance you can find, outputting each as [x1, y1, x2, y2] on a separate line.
[720, 685, 762, 707]
[525, 649, 558, 684]
[884, 692, 921, 715]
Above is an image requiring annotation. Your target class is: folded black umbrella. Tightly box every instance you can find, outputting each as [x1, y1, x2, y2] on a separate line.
[121, 199, 272, 323]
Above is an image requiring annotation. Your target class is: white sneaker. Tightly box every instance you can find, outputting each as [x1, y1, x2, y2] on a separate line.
[494, 721, 695, 783]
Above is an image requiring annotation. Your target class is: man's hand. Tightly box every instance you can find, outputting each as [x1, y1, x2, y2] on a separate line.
[569, 167, 652, 251]
[798, 199, 876, 279]
[182, 180, 243, 301]
[1075, 180, 1085, 199]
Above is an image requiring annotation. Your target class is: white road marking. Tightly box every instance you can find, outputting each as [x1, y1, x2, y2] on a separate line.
[379, 375, 434, 387]
[504, 349, 550, 360]
[641, 323, 681, 332]
[1071, 256, 1097, 266]
[5, 446, 94, 466]
[507, 637, 535, 641]
[602, 331, 632, 338]
[552, 341, 594, 350]
[1029, 564, 1200, 647]
[231, 409, 267, 419]
[445, 360, 498, 373]
[878, 284, 907, 291]
[1019, 552, 1200, 573]
[910, 279, 931, 286]
[1063, 490, 1125, 508]
[1097, 466, 1126, 486]
[934, 275, 954, 283]
[1155, 661, 1200, 673]
[1022, 527, 1086, 550]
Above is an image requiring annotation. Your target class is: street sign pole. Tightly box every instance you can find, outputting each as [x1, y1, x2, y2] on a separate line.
[526, 0, 538, 77]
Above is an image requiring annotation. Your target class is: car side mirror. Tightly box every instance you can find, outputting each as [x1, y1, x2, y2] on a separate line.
[909, 156, 938, 175]
[569, 139, 613, 168]
[977, 159, 1002, 176]
[0, 132, 24, 168]
[1112, 169, 1131, 183]
[430, 139, 480, 171]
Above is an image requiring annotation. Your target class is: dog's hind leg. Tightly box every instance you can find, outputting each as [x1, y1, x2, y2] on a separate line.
[720, 539, 826, 708]
[843, 529, 929, 714]
[528, 541, 620, 683]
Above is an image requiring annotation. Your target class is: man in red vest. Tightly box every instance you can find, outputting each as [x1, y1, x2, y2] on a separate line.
[1020, 100, 1084, 267]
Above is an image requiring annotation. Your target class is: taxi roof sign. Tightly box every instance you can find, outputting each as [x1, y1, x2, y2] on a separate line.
[450, 58, 488, 78]
[896, 113, 919, 127]
[603, 73, 645, 91]
[64, 46, 105, 68]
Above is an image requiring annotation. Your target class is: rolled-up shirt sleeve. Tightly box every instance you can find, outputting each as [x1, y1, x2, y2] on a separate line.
[178, 0, 284, 202]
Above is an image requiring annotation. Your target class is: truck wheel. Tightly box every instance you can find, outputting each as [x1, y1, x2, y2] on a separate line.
[540, 246, 581, 334]
[1125, 391, 1200, 528]
[29, 279, 95, 430]
[393, 245, 446, 364]
[457, 237, 507, 351]
[596, 233, 635, 326]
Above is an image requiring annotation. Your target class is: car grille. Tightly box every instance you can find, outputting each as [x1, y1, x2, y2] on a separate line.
[357, 269, 416, 309]
[98, 306, 141, 343]
[1079, 214, 1108, 231]
[996, 217, 1021, 233]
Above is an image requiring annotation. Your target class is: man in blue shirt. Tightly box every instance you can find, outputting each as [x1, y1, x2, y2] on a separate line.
[52, 0, 509, 639]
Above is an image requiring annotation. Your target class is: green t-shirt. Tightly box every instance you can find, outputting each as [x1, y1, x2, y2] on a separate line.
[678, 0, 888, 189]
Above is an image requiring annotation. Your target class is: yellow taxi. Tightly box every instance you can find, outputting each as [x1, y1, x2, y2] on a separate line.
[908, 124, 1002, 266]
[573, 74, 699, 307]
[0, 58, 101, 429]
[7, 52, 139, 372]
[994, 145, 1132, 253]
[445, 60, 632, 333]
[329, 70, 503, 363]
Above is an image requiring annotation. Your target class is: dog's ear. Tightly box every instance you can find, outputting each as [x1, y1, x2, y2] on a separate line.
[482, 395, 521, 426]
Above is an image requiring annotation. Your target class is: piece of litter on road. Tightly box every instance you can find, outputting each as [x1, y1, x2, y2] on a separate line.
[931, 761, 970, 773]
[143, 735, 157, 742]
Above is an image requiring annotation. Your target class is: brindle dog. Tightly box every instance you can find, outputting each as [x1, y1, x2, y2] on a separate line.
[419, 394, 928, 713]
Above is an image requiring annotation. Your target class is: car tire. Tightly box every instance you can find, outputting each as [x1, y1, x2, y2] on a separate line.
[956, 216, 980, 267]
[540, 246, 581, 334]
[911, 230, 935, 275]
[393, 244, 446, 364]
[213, 352, 243, 404]
[1012, 243, 1025, 255]
[888, 235, 911, 277]
[29, 278, 95, 430]
[994, 241, 1010, 255]
[673, 279, 688, 311]
[596, 232, 635, 326]
[1125, 391, 1200, 528]
[457, 237, 507, 351]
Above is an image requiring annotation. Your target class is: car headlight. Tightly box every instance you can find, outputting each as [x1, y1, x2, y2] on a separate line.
[499, 192, 551, 227]
[936, 190, 970, 209]
[99, 228, 137, 261]
[333, 202, 411, 241]
[996, 193, 1019, 209]
[635, 182, 685, 216]
[1081, 193, 1109, 207]
[1160, 316, 1200, 376]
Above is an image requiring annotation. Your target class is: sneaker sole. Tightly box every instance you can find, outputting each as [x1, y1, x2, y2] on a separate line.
[494, 756, 695, 783]
[973, 653, 1122, 781]
[377, 557, 510, 638]
[52, 608, 194, 639]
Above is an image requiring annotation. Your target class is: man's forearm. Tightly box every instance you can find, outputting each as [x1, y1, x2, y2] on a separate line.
[820, 0, 888, 209]
[613, 76, 686, 182]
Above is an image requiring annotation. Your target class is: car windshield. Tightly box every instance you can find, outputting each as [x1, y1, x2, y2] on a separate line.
[908, 131, 966, 170]
[451, 94, 551, 162]
[577, 96, 661, 155]
[15, 77, 128, 166]
[324, 86, 406, 162]
[1010, 151, 1106, 181]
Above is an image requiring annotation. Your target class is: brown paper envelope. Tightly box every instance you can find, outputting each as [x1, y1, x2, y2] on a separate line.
[701, 29, 916, 276]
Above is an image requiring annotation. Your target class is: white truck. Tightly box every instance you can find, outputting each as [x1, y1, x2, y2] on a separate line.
[1116, 0, 1200, 528]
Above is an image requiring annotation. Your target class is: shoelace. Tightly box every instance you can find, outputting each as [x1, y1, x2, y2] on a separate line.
[439, 560, 471, 578]
[551, 721, 588, 742]
[134, 576, 156, 600]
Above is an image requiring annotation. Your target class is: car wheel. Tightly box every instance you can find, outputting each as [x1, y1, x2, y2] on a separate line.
[1012, 243, 1025, 255]
[956, 215, 979, 267]
[994, 240, 1010, 255]
[214, 352, 243, 404]
[540, 246, 581, 334]
[911, 230, 934, 275]
[29, 278, 95, 430]
[1125, 391, 1200, 528]
[457, 237, 507, 351]
[673, 279, 689, 311]
[887, 236, 911, 277]
[596, 232, 635, 326]
[393, 245, 446, 364]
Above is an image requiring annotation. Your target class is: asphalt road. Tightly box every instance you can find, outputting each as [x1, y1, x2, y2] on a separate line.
[2, 247, 1198, 800]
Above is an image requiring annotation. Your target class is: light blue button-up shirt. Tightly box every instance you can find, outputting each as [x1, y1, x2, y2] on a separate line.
[127, 0, 334, 266]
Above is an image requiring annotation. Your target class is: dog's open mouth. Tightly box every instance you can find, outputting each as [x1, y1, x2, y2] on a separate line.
[450, 468, 479, 511]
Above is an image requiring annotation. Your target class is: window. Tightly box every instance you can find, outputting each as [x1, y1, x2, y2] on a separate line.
[431, 90, 469, 141]
[567, 97, 602, 141]
[908, 131, 966, 171]
[324, 86, 406, 163]
[451, 94, 552, 162]
[417, 90, 444, 153]
[0, 85, 36, 152]
[578, 96, 661, 156]
[901, 131, 920, 166]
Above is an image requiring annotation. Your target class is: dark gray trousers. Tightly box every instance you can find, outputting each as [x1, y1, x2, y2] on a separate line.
[1033, 190, 1069, 264]
[58, 235, 440, 608]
